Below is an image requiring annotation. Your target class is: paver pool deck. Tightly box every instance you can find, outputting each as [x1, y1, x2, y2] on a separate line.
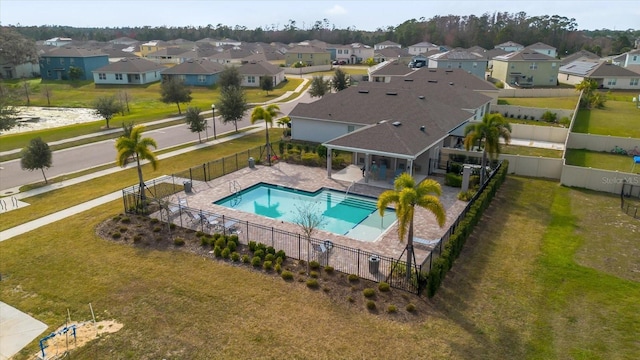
[165, 162, 467, 264]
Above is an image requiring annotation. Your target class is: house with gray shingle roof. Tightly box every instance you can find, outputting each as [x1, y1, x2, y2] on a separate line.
[208, 48, 256, 65]
[160, 58, 225, 86]
[284, 45, 331, 66]
[558, 60, 640, 89]
[237, 61, 286, 87]
[409, 42, 440, 55]
[494, 41, 524, 52]
[560, 50, 601, 65]
[428, 49, 487, 79]
[288, 69, 494, 180]
[92, 57, 166, 85]
[527, 42, 557, 58]
[374, 40, 402, 51]
[39, 47, 109, 80]
[491, 48, 559, 87]
[373, 47, 412, 64]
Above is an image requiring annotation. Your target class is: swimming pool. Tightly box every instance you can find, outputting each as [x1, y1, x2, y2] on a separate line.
[214, 183, 396, 241]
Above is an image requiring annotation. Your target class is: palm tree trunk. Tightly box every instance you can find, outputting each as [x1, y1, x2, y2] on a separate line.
[265, 122, 271, 166]
[481, 150, 487, 185]
[406, 212, 414, 282]
[136, 154, 146, 203]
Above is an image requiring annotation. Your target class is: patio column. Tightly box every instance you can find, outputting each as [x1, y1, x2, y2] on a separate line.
[326, 147, 332, 178]
[364, 153, 370, 183]
[408, 159, 414, 176]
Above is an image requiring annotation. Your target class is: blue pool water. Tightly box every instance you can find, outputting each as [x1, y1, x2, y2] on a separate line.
[214, 183, 396, 241]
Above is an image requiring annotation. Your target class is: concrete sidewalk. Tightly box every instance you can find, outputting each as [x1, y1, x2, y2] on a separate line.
[0, 301, 48, 360]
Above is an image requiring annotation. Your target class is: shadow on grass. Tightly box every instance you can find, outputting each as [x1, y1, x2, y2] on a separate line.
[572, 108, 591, 133]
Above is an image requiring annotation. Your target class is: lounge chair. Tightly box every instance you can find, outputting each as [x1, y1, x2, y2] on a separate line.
[185, 210, 202, 224]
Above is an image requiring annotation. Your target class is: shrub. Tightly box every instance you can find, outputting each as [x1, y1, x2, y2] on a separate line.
[241, 254, 250, 263]
[281, 271, 294, 280]
[256, 243, 267, 253]
[251, 256, 262, 267]
[212, 233, 222, 240]
[309, 271, 319, 278]
[248, 241, 257, 252]
[457, 190, 476, 201]
[120, 216, 131, 224]
[363, 288, 376, 298]
[253, 249, 265, 260]
[174, 237, 185, 246]
[516, 114, 521, 119]
[309, 260, 321, 270]
[541, 110, 557, 123]
[200, 236, 210, 247]
[133, 234, 142, 243]
[445, 173, 462, 187]
[301, 152, 320, 166]
[347, 274, 359, 282]
[306, 279, 319, 289]
[274, 263, 282, 273]
[559, 116, 570, 127]
[449, 162, 462, 174]
[406, 303, 416, 312]
[275, 257, 284, 265]
[169, 223, 176, 230]
[112, 215, 121, 222]
[263, 260, 273, 271]
[266, 246, 276, 255]
[196, 231, 205, 237]
[387, 305, 398, 313]
[111, 232, 121, 239]
[150, 218, 159, 224]
[226, 241, 237, 252]
[347, 296, 355, 303]
[265, 253, 275, 262]
[523, 115, 528, 120]
[495, 81, 504, 89]
[378, 282, 391, 292]
[152, 226, 162, 233]
[366, 300, 376, 310]
[275, 250, 286, 260]
[213, 245, 222, 257]
[119, 226, 128, 233]
[221, 247, 231, 259]
[214, 238, 226, 248]
[324, 265, 334, 274]
[231, 252, 240, 262]
[228, 234, 239, 244]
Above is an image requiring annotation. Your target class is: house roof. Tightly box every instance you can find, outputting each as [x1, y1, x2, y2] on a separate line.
[146, 47, 191, 57]
[559, 60, 640, 77]
[160, 58, 225, 75]
[375, 47, 411, 58]
[41, 47, 106, 58]
[560, 50, 600, 65]
[375, 40, 401, 47]
[589, 62, 640, 77]
[370, 60, 415, 76]
[429, 50, 484, 61]
[495, 41, 523, 49]
[238, 61, 283, 76]
[286, 45, 328, 54]
[466, 46, 487, 53]
[410, 42, 438, 48]
[527, 42, 556, 50]
[290, 78, 490, 157]
[493, 49, 556, 62]
[208, 48, 255, 60]
[93, 57, 166, 73]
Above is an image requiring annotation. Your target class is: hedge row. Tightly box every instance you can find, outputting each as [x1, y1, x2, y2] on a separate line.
[426, 160, 509, 298]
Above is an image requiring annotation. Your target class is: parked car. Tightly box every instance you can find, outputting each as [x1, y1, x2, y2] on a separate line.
[332, 60, 347, 65]
[408, 59, 426, 69]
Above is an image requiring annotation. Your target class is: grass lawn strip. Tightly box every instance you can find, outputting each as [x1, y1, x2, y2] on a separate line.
[572, 100, 640, 138]
[564, 149, 639, 172]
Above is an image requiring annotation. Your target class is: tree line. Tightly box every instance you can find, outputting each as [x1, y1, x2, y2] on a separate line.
[5, 12, 638, 56]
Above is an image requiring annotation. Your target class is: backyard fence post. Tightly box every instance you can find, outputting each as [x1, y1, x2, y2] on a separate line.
[271, 227, 274, 247]
[357, 249, 361, 277]
[298, 234, 301, 259]
[189, 168, 193, 182]
[235, 153, 238, 170]
[222, 158, 225, 175]
[203, 163, 207, 182]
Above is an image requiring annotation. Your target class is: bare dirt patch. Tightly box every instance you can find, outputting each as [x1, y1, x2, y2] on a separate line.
[31, 320, 123, 358]
[96, 213, 433, 323]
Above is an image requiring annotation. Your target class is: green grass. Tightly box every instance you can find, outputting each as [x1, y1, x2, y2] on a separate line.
[0, 78, 303, 152]
[0, 129, 280, 231]
[2, 176, 638, 358]
[497, 97, 578, 109]
[572, 100, 640, 138]
[500, 144, 563, 158]
[505, 118, 566, 127]
[565, 149, 638, 172]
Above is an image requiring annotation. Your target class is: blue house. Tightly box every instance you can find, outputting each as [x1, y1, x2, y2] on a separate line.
[39, 47, 108, 81]
[160, 58, 225, 86]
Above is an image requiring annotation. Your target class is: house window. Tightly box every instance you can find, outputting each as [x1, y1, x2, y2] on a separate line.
[344, 50, 349, 55]
[630, 78, 639, 86]
[115, 74, 123, 80]
[46, 58, 50, 64]
[550, 77, 555, 83]
[347, 125, 355, 133]
[473, 62, 478, 68]
[134, 74, 139, 80]
[607, 78, 617, 86]
[529, 63, 537, 70]
[310, 54, 313, 59]
[446, 63, 452, 69]
[297, 54, 302, 59]
[47, 70, 51, 77]
[247, 76, 255, 84]
[510, 64, 515, 69]
[633, 56, 637, 61]
[457, 62, 462, 68]
[178, 75, 186, 82]
[60, 58, 65, 65]
[551, 62, 556, 68]
[98, 73, 106, 80]
[338, 49, 342, 54]
[69, 58, 74, 64]
[198, 75, 206, 83]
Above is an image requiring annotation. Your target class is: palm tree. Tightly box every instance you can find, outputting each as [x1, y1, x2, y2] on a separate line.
[378, 173, 446, 281]
[463, 113, 512, 184]
[115, 125, 158, 203]
[250, 104, 280, 166]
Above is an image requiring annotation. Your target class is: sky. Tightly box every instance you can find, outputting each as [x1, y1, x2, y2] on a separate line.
[1, 0, 637, 32]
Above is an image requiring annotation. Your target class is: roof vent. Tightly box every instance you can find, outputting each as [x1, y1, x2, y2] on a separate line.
[358, 89, 369, 94]
[420, 125, 426, 132]
[392, 121, 402, 126]
[418, 95, 425, 99]
[429, 69, 436, 72]
[404, 78, 414, 82]
[449, 82, 454, 85]
[386, 91, 398, 96]
[445, 70, 453, 73]
[427, 80, 438, 83]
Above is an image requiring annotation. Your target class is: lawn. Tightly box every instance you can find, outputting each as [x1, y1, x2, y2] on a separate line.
[572, 100, 640, 138]
[500, 144, 563, 158]
[1, 176, 638, 359]
[497, 97, 578, 109]
[565, 148, 639, 172]
[0, 78, 303, 152]
[0, 129, 281, 231]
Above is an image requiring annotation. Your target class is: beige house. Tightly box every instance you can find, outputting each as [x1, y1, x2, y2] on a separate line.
[492, 47, 559, 87]
[284, 45, 331, 66]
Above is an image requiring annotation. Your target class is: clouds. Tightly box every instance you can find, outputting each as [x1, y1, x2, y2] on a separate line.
[325, 4, 347, 16]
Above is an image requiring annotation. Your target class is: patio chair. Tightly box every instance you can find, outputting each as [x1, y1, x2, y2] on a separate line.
[206, 215, 221, 232]
[223, 219, 239, 234]
[185, 210, 202, 224]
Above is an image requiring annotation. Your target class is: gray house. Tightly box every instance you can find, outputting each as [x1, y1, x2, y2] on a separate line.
[288, 69, 494, 181]
[428, 49, 487, 79]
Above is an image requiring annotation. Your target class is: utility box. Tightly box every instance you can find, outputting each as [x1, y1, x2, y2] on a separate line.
[248, 157, 255, 169]
[183, 181, 192, 193]
[368, 255, 380, 274]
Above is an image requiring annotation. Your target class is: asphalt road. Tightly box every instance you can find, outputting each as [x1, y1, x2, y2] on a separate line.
[0, 92, 314, 192]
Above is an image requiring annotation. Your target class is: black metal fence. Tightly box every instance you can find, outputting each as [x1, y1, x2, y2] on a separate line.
[621, 181, 640, 219]
[121, 186, 420, 293]
[420, 161, 505, 271]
